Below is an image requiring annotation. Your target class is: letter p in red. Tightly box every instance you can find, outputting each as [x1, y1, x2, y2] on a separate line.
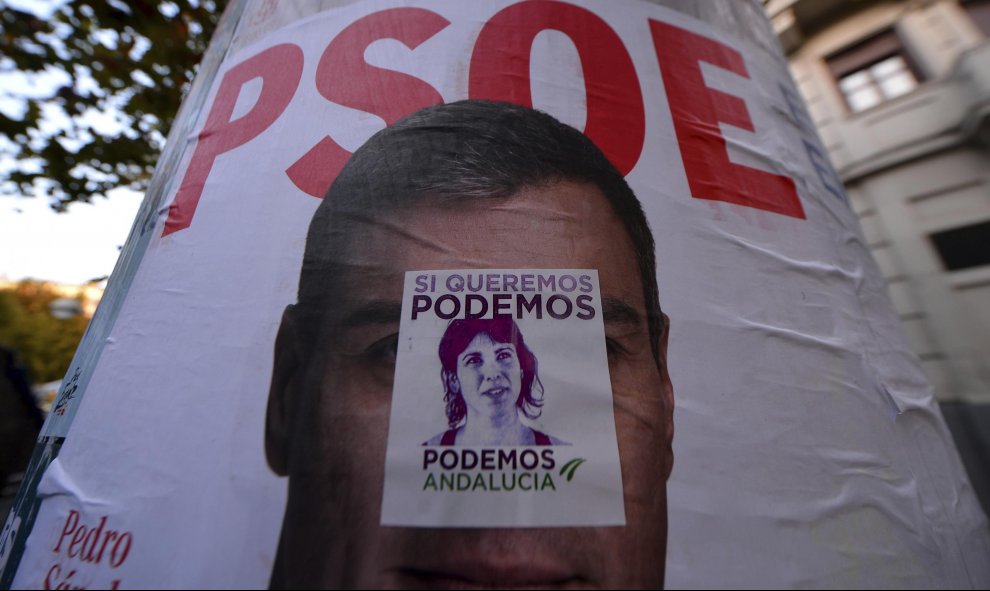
[162, 44, 304, 236]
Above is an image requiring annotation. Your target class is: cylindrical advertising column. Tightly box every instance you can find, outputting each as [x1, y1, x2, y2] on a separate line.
[2, 1, 988, 588]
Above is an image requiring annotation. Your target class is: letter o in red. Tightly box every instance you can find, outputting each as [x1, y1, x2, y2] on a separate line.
[109, 533, 132, 568]
[469, 0, 645, 175]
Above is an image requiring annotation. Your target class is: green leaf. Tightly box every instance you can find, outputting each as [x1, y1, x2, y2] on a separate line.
[559, 458, 587, 482]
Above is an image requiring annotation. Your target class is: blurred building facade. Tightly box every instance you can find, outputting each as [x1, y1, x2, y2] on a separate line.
[765, 0, 990, 511]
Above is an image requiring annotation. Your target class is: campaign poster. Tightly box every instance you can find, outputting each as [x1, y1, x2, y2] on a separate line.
[2, 0, 988, 589]
[381, 269, 625, 527]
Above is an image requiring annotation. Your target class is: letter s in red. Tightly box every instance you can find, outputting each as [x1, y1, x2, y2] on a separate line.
[286, 8, 449, 198]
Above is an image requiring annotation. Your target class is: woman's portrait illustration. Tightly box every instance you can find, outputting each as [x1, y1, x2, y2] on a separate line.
[424, 318, 567, 446]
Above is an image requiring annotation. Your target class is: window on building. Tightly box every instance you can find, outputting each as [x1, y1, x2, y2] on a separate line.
[836, 55, 918, 112]
[826, 29, 922, 114]
[930, 220, 990, 271]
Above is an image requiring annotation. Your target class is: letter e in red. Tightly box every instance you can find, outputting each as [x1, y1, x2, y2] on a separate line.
[650, 20, 804, 219]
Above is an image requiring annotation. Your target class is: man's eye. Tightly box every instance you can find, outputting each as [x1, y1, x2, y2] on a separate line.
[365, 334, 398, 362]
[605, 337, 626, 361]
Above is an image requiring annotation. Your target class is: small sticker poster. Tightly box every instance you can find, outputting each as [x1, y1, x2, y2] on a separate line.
[380, 269, 625, 527]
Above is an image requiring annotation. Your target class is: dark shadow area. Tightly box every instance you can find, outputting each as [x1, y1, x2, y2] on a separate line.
[941, 401, 990, 518]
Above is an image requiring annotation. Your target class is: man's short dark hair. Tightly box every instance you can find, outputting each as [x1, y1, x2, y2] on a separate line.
[295, 100, 662, 357]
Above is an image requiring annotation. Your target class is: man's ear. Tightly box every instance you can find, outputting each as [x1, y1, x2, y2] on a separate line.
[658, 312, 675, 480]
[266, 305, 304, 476]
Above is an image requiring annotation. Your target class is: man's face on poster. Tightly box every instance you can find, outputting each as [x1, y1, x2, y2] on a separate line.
[267, 181, 673, 588]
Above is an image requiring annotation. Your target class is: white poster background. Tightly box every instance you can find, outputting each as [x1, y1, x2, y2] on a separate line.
[9, 0, 989, 588]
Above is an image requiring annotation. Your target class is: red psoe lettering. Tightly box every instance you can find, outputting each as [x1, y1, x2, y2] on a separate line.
[287, 8, 449, 197]
[650, 20, 804, 219]
[163, 44, 304, 236]
[469, 0, 645, 175]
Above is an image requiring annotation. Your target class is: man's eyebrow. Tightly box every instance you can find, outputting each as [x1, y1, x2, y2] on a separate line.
[340, 301, 402, 328]
[602, 297, 642, 327]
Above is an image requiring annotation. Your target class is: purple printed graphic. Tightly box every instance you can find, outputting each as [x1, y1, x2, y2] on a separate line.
[382, 268, 627, 529]
[425, 318, 567, 447]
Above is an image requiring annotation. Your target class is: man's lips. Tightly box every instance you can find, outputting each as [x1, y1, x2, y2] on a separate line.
[392, 559, 590, 589]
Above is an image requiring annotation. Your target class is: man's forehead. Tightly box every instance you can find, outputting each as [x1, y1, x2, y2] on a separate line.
[325, 182, 633, 270]
[308, 180, 649, 333]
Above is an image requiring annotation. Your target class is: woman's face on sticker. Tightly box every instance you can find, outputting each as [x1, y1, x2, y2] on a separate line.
[270, 182, 673, 589]
[455, 333, 523, 421]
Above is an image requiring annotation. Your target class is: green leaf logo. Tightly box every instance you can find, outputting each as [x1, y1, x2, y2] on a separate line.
[559, 458, 587, 482]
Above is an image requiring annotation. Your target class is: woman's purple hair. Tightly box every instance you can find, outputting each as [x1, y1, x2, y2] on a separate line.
[438, 317, 544, 428]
